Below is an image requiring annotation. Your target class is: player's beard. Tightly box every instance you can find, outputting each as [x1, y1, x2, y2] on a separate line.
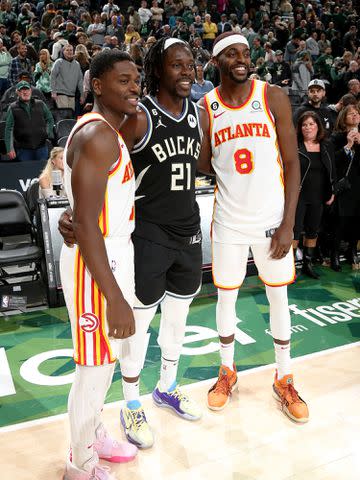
[228, 70, 249, 84]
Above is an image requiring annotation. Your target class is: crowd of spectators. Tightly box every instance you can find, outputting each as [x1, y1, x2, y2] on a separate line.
[0, 0, 359, 272]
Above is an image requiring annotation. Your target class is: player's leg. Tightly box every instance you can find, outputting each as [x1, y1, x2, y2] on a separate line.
[60, 245, 136, 480]
[152, 242, 202, 420]
[119, 236, 172, 448]
[207, 242, 249, 411]
[252, 242, 309, 423]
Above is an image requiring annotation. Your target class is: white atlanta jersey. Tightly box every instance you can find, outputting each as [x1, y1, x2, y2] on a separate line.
[204, 79, 285, 244]
[63, 112, 135, 239]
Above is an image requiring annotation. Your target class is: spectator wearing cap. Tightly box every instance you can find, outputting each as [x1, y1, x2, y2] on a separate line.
[87, 13, 106, 46]
[0, 37, 11, 95]
[51, 31, 68, 61]
[50, 43, 83, 111]
[1, 70, 46, 108]
[7, 43, 33, 86]
[294, 79, 335, 135]
[5, 80, 54, 161]
[269, 50, 292, 88]
[190, 61, 214, 102]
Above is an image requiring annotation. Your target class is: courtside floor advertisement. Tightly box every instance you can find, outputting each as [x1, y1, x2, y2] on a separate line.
[1, 265, 359, 428]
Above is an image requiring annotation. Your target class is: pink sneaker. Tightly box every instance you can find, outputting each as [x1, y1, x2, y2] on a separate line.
[94, 426, 137, 463]
[63, 458, 115, 480]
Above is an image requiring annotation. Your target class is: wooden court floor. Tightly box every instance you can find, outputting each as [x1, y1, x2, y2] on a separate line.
[1, 344, 359, 480]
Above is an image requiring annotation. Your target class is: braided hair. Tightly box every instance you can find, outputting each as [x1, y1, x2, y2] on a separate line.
[144, 37, 192, 96]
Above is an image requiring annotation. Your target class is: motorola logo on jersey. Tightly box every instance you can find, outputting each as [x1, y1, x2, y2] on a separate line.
[211, 101, 219, 111]
[79, 313, 100, 333]
[187, 114, 197, 128]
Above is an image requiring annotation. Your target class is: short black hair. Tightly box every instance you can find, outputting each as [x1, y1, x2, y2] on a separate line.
[89, 49, 132, 85]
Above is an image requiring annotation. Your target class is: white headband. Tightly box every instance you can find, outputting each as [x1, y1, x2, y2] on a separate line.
[213, 35, 249, 57]
[164, 38, 186, 51]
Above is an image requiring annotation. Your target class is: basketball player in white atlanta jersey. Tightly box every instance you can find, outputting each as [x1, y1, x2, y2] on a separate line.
[198, 32, 309, 423]
[59, 50, 140, 480]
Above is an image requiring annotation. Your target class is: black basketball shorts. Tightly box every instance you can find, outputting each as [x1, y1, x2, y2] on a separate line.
[133, 235, 202, 308]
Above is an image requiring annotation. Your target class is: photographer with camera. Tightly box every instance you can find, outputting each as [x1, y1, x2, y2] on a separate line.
[330, 104, 360, 271]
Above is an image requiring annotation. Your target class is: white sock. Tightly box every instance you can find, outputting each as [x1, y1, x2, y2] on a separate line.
[157, 295, 193, 391]
[122, 379, 140, 405]
[274, 342, 291, 380]
[159, 356, 179, 391]
[69, 363, 114, 471]
[220, 341, 235, 370]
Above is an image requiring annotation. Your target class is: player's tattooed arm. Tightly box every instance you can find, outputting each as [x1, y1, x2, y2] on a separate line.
[267, 85, 300, 259]
[196, 99, 214, 175]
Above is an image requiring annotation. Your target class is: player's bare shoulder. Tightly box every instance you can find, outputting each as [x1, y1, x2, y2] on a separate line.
[266, 83, 292, 120]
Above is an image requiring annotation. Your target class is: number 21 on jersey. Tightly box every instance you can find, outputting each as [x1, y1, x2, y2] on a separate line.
[171, 162, 191, 190]
[234, 148, 254, 175]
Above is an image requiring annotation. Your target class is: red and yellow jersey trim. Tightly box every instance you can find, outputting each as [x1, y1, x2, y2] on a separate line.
[203, 95, 214, 140]
[214, 79, 255, 111]
[98, 189, 109, 237]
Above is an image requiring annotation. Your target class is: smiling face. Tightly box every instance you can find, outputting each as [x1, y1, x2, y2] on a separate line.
[92, 60, 140, 116]
[214, 42, 251, 84]
[159, 44, 195, 99]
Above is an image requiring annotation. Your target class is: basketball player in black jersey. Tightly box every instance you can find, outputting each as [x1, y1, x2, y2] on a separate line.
[59, 38, 203, 449]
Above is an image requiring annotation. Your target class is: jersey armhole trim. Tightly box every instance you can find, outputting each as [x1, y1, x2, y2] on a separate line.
[203, 95, 213, 141]
[131, 104, 152, 154]
[263, 83, 275, 127]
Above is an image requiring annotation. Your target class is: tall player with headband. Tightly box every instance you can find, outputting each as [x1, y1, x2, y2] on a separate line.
[59, 37, 203, 450]
[60, 50, 139, 480]
[118, 36, 203, 449]
[198, 32, 309, 423]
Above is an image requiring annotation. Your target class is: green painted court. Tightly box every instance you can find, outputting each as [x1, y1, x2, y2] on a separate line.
[1, 265, 359, 429]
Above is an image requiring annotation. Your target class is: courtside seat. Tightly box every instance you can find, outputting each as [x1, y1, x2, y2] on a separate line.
[0, 190, 42, 283]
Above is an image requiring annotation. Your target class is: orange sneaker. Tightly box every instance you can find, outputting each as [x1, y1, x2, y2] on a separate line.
[207, 364, 237, 411]
[273, 372, 309, 423]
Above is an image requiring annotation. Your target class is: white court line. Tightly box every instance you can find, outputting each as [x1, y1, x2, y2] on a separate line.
[1, 340, 359, 434]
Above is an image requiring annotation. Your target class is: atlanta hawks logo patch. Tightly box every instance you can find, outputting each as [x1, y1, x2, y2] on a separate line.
[79, 313, 100, 333]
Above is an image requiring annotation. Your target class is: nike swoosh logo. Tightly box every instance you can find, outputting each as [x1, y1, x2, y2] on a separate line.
[214, 111, 225, 119]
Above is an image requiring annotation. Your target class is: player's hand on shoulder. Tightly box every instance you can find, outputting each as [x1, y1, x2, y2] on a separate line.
[58, 207, 76, 247]
[270, 224, 293, 260]
[107, 294, 135, 339]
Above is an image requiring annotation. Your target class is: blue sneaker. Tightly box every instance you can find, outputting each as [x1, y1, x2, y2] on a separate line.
[152, 381, 202, 421]
[120, 406, 154, 449]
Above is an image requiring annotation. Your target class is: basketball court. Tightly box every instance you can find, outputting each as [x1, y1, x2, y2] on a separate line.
[1, 265, 360, 479]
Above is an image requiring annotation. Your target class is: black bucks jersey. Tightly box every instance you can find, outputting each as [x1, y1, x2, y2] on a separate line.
[131, 95, 202, 246]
